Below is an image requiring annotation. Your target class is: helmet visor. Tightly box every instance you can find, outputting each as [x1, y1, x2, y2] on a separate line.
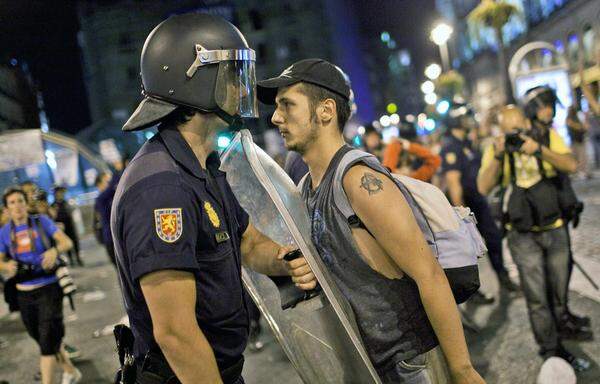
[215, 60, 258, 118]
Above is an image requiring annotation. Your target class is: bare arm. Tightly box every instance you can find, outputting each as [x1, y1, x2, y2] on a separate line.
[52, 229, 73, 253]
[343, 166, 482, 383]
[445, 170, 464, 206]
[240, 223, 288, 276]
[0, 251, 17, 277]
[241, 224, 317, 290]
[477, 137, 504, 196]
[141, 270, 223, 384]
[520, 135, 577, 174]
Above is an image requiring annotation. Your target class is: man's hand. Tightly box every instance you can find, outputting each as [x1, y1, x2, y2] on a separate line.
[1, 260, 17, 278]
[41, 248, 59, 270]
[519, 134, 541, 156]
[450, 365, 486, 384]
[493, 135, 505, 155]
[277, 246, 317, 291]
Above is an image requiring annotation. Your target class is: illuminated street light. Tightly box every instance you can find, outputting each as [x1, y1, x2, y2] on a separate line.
[421, 81, 435, 94]
[424, 63, 442, 80]
[390, 113, 400, 125]
[424, 93, 437, 105]
[430, 22, 453, 71]
[436, 100, 451, 114]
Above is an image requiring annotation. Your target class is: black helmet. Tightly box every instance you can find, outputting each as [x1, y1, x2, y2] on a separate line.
[522, 85, 558, 121]
[444, 101, 474, 131]
[123, 13, 258, 131]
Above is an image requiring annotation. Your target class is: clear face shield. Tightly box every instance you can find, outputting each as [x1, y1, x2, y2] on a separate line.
[186, 44, 258, 119]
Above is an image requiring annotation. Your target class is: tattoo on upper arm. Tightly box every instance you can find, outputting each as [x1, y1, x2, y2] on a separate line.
[359, 172, 384, 195]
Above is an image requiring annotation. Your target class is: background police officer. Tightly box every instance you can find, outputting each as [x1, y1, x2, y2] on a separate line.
[111, 13, 316, 384]
[440, 102, 518, 301]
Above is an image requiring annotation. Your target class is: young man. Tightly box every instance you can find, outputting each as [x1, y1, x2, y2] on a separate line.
[477, 101, 590, 371]
[0, 187, 81, 384]
[113, 13, 315, 384]
[258, 58, 484, 384]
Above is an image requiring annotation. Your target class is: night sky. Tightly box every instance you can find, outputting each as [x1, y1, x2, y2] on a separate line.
[1, 0, 439, 135]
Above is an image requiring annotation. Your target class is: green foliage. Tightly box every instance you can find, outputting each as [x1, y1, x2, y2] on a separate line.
[435, 70, 465, 98]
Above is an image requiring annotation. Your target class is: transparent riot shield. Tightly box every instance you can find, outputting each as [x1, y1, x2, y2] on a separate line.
[220, 130, 381, 383]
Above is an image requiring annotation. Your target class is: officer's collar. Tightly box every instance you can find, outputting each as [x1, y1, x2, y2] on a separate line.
[158, 125, 225, 179]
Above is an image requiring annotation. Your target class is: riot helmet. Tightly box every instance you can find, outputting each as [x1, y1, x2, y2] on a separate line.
[522, 85, 559, 123]
[123, 13, 258, 131]
[444, 100, 475, 132]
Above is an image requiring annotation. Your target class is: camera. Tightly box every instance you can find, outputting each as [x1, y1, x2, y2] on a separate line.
[505, 130, 525, 153]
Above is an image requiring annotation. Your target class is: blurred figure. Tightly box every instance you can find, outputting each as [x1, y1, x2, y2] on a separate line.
[361, 124, 383, 160]
[20, 181, 39, 214]
[579, 65, 600, 168]
[51, 187, 82, 267]
[382, 120, 441, 182]
[440, 102, 518, 298]
[566, 105, 590, 179]
[94, 172, 119, 266]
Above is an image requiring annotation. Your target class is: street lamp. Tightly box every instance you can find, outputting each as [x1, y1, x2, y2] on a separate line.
[424, 63, 442, 80]
[420, 81, 435, 94]
[430, 23, 453, 71]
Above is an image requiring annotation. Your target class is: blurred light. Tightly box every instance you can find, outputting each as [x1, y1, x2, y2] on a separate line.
[405, 114, 415, 123]
[424, 118, 436, 131]
[424, 93, 437, 105]
[568, 34, 578, 44]
[388, 40, 397, 49]
[436, 100, 450, 114]
[380, 31, 390, 43]
[357, 125, 365, 135]
[217, 135, 232, 149]
[144, 131, 154, 140]
[10, 58, 18, 66]
[421, 80, 435, 94]
[554, 40, 564, 53]
[424, 63, 442, 80]
[399, 50, 411, 66]
[417, 113, 427, 123]
[45, 150, 57, 170]
[386, 103, 398, 114]
[353, 135, 362, 147]
[390, 113, 400, 125]
[382, 126, 400, 143]
[379, 115, 391, 127]
[430, 23, 453, 46]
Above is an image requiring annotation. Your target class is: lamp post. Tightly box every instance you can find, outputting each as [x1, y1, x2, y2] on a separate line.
[430, 23, 453, 72]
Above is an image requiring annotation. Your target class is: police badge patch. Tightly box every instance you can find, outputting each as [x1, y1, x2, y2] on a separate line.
[154, 208, 183, 243]
[204, 201, 221, 228]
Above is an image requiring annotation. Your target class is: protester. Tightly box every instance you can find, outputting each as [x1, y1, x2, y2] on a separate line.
[0, 187, 82, 384]
[260, 58, 484, 384]
[93, 172, 119, 265]
[382, 120, 442, 182]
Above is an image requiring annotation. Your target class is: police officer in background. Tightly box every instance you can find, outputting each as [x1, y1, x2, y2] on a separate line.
[112, 13, 316, 384]
[440, 102, 519, 301]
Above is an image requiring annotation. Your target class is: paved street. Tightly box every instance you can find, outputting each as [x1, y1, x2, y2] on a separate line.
[1, 175, 600, 383]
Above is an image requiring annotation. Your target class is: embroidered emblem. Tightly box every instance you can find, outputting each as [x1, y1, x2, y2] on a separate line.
[204, 201, 221, 228]
[445, 152, 457, 165]
[280, 65, 294, 78]
[154, 208, 183, 243]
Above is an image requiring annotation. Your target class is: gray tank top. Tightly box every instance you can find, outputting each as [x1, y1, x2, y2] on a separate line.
[300, 145, 438, 373]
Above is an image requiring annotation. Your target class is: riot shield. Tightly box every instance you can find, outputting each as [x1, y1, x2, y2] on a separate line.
[220, 130, 381, 383]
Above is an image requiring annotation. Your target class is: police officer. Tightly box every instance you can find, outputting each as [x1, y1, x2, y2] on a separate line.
[112, 13, 316, 384]
[440, 102, 518, 299]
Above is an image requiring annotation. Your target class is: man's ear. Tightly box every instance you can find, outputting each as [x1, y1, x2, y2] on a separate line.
[319, 98, 335, 125]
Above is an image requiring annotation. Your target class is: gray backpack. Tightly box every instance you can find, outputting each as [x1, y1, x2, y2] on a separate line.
[325, 148, 485, 303]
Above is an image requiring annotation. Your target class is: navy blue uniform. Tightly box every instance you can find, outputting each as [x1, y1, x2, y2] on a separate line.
[440, 135, 507, 276]
[111, 124, 250, 373]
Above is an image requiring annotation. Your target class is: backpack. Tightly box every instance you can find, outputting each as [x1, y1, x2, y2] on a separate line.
[323, 148, 484, 303]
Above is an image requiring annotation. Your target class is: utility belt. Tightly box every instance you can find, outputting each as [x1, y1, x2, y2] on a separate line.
[113, 325, 244, 384]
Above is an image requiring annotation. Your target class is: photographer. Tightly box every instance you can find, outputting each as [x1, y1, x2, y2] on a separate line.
[477, 99, 590, 372]
[0, 187, 81, 384]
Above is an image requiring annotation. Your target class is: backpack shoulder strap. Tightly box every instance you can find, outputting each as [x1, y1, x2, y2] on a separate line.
[331, 148, 377, 220]
[31, 215, 53, 251]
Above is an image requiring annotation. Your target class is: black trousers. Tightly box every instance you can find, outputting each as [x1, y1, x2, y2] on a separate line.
[17, 282, 65, 355]
[468, 198, 507, 277]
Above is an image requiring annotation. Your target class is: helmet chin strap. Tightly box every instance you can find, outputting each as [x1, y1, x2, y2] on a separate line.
[215, 109, 246, 131]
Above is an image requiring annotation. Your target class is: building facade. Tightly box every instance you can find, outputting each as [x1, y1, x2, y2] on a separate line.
[436, 0, 600, 111]
[0, 63, 40, 132]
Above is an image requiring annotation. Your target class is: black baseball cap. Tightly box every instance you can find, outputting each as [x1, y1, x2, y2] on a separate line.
[257, 58, 351, 105]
